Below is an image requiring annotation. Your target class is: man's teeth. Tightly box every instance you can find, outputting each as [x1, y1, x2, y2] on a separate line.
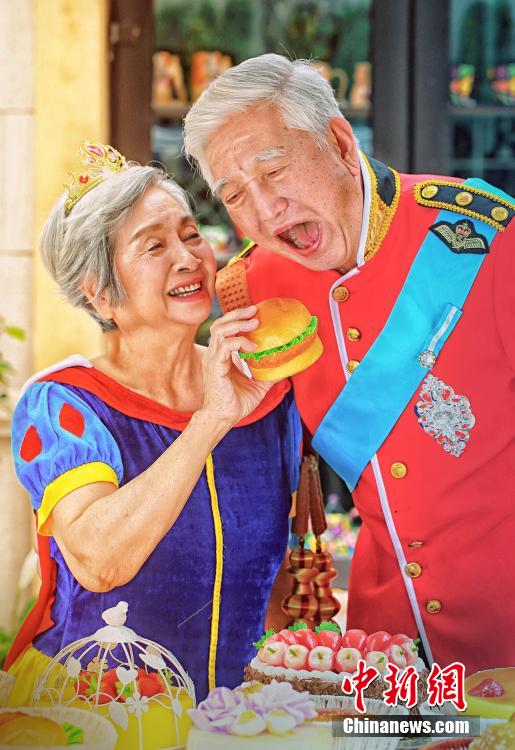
[168, 282, 201, 297]
[285, 226, 308, 249]
[280, 223, 317, 250]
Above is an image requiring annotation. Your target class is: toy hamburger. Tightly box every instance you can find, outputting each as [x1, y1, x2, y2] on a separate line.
[239, 298, 323, 381]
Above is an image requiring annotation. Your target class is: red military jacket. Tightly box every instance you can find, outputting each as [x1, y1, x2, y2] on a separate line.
[223, 156, 515, 674]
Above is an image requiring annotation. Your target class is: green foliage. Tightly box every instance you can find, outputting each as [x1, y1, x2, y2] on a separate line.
[315, 620, 342, 633]
[252, 627, 276, 649]
[0, 596, 36, 670]
[0, 317, 26, 412]
[287, 621, 308, 631]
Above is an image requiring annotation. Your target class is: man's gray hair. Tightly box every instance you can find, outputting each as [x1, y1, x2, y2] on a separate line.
[40, 165, 191, 331]
[184, 54, 341, 188]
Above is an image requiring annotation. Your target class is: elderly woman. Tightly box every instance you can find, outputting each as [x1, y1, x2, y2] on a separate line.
[6, 142, 299, 713]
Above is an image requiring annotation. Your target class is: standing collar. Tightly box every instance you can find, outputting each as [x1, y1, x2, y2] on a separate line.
[356, 150, 373, 268]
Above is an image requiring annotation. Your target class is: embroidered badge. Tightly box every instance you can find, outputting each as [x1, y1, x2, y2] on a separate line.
[415, 374, 475, 457]
[430, 219, 489, 254]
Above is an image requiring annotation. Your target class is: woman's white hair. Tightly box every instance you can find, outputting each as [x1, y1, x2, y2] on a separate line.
[40, 165, 191, 331]
[183, 54, 341, 188]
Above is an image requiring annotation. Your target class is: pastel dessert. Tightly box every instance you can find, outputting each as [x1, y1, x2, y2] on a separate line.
[0, 712, 83, 746]
[187, 680, 332, 749]
[244, 623, 428, 711]
[465, 667, 515, 720]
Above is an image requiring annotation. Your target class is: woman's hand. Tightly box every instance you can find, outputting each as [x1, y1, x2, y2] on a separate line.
[202, 305, 275, 425]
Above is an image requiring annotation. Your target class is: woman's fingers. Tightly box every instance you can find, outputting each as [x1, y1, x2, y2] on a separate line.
[211, 317, 259, 341]
[207, 336, 257, 368]
[210, 306, 259, 338]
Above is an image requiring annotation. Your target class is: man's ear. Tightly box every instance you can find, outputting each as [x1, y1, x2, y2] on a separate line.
[80, 278, 115, 323]
[328, 116, 361, 179]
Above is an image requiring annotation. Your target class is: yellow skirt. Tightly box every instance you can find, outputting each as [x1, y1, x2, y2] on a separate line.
[8, 647, 193, 750]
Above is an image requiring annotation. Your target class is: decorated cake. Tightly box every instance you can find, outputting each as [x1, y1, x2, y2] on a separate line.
[244, 623, 428, 711]
[187, 680, 332, 749]
[464, 667, 515, 720]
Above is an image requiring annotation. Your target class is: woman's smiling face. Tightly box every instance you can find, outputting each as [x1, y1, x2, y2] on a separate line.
[109, 185, 216, 333]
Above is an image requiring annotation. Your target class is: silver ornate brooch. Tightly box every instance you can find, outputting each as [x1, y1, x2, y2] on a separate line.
[414, 374, 475, 457]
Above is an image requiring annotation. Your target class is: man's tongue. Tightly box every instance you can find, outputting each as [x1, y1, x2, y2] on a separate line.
[282, 222, 319, 250]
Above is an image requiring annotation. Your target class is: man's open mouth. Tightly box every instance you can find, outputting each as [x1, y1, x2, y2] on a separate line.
[277, 221, 320, 250]
[168, 281, 202, 297]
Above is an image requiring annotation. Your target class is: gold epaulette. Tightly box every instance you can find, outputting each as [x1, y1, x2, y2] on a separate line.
[228, 240, 256, 266]
[414, 180, 514, 232]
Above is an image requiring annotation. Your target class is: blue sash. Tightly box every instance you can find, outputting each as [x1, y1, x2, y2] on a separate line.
[312, 179, 511, 490]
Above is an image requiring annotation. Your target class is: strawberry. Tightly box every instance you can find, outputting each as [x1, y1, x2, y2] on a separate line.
[315, 622, 342, 650]
[334, 647, 361, 674]
[260, 641, 287, 666]
[97, 675, 118, 704]
[276, 629, 298, 646]
[341, 629, 368, 652]
[366, 651, 388, 674]
[283, 644, 309, 670]
[138, 674, 166, 698]
[316, 630, 341, 650]
[468, 679, 505, 698]
[390, 633, 412, 647]
[399, 640, 419, 666]
[293, 629, 318, 650]
[102, 668, 119, 686]
[307, 646, 334, 672]
[387, 644, 407, 669]
[252, 628, 277, 650]
[76, 671, 96, 698]
[366, 631, 392, 653]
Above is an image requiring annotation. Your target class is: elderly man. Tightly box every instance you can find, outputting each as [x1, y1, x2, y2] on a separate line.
[184, 54, 515, 675]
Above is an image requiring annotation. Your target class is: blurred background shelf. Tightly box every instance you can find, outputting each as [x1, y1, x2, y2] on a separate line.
[449, 105, 515, 118]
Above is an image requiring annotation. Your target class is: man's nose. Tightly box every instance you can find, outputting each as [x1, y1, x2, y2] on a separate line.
[250, 183, 287, 223]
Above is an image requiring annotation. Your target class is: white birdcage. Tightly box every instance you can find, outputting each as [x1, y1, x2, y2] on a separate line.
[32, 601, 196, 750]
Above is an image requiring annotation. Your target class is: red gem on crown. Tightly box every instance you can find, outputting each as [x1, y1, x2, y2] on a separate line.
[64, 139, 127, 215]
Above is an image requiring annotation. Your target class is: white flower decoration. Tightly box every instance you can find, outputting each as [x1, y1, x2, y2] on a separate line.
[126, 691, 150, 718]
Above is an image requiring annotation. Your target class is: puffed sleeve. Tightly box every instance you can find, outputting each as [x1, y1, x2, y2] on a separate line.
[11, 381, 123, 535]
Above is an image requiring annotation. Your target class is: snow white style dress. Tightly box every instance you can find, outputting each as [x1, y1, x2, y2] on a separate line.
[7, 359, 301, 710]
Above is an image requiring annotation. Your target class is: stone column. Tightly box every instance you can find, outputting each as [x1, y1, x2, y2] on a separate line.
[0, 1, 35, 629]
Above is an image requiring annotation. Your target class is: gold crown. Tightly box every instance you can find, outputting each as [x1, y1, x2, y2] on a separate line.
[64, 139, 127, 215]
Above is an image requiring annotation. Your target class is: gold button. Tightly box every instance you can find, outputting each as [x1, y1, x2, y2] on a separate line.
[346, 327, 361, 342]
[408, 540, 424, 549]
[491, 206, 509, 222]
[346, 359, 360, 374]
[391, 462, 407, 479]
[455, 191, 473, 207]
[426, 599, 442, 614]
[421, 185, 439, 199]
[405, 562, 422, 578]
[332, 286, 349, 302]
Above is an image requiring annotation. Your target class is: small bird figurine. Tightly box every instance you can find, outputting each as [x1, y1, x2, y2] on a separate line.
[101, 601, 128, 627]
